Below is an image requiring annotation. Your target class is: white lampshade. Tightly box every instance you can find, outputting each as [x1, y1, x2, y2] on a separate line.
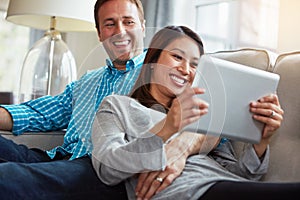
[0, 0, 9, 11]
[6, 0, 96, 32]
[5, 0, 97, 103]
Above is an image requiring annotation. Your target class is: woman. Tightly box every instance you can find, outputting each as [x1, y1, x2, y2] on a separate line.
[92, 26, 298, 200]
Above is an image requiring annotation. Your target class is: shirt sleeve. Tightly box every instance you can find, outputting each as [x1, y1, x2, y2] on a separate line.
[210, 140, 269, 181]
[1, 82, 75, 135]
[92, 96, 167, 185]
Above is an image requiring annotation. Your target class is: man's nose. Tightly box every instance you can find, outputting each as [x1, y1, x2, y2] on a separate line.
[115, 22, 126, 36]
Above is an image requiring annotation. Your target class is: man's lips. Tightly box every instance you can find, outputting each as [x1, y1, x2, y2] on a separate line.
[113, 40, 130, 47]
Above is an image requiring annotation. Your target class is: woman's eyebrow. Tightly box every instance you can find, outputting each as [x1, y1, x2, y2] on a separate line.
[169, 48, 185, 54]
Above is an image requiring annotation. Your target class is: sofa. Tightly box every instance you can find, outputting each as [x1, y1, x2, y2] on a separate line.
[1, 48, 300, 183]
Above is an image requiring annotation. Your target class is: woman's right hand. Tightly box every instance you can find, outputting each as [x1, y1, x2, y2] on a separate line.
[153, 86, 209, 142]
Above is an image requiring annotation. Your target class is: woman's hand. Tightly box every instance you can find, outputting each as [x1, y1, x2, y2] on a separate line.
[135, 158, 185, 200]
[153, 87, 209, 142]
[250, 94, 284, 157]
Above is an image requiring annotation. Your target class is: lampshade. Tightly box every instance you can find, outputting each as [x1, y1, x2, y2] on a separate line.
[5, 0, 96, 103]
[6, 0, 96, 32]
[0, 0, 9, 11]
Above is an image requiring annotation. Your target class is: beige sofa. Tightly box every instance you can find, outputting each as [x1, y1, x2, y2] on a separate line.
[1, 48, 300, 183]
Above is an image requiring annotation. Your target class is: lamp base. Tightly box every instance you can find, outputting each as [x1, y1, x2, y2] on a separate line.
[18, 29, 77, 103]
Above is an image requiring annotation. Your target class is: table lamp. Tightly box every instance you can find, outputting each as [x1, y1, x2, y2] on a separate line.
[5, 0, 96, 103]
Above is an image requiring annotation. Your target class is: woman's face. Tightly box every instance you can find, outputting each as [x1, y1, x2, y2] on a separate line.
[150, 36, 200, 104]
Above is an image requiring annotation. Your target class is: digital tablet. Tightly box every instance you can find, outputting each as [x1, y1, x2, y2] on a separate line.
[182, 55, 280, 143]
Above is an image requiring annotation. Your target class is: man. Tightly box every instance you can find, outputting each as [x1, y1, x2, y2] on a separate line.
[0, 0, 202, 199]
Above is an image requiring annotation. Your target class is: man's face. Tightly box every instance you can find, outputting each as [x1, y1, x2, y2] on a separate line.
[97, 0, 145, 66]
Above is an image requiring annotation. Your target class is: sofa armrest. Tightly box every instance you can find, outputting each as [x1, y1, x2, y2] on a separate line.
[0, 130, 65, 150]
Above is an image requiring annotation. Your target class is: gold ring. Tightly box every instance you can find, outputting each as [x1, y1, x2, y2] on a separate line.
[155, 177, 163, 183]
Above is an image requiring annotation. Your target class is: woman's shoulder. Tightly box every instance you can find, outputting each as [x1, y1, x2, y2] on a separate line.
[100, 95, 145, 112]
[102, 95, 135, 104]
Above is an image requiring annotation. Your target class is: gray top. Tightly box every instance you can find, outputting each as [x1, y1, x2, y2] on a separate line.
[92, 95, 269, 200]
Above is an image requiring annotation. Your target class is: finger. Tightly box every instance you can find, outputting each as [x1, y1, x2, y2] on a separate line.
[251, 107, 283, 121]
[178, 87, 205, 103]
[258, 94, 280, 106]
[143, 172, 171, 199]
[252, 114, 281, 130]
[155, 173, 176, 194]
[136, 172, 160, 198]
[135, 173, 149, 195]
[143, 178, 163, 199]
[250, 101, 284, 116]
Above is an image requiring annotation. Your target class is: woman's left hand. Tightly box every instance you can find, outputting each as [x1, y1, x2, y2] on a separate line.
[135, 156, 185, 200]
[250, 94, 284, 156]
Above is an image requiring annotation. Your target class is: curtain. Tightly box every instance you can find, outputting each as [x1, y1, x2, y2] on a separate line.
[141, 0, 175, 47]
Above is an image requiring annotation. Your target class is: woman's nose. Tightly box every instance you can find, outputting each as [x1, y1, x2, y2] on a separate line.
[178, 62, 190, 75]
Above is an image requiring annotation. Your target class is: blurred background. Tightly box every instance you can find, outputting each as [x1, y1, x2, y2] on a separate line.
[0, 0, 299, 102]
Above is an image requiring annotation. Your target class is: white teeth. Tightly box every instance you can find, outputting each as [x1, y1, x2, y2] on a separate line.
[170, 75, 185, 84]
[114, 41, 129, 46]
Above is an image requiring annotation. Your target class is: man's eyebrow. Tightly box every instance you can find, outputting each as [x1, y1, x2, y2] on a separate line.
[102, 16, 135, 22]
[122, 16, 135, 20]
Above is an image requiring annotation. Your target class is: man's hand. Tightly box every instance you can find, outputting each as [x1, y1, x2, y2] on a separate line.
[0, 108, 13, 131]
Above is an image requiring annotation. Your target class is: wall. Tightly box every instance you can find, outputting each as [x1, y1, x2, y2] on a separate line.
[277, 0, 300, 53]
[65, 31, 108, 79]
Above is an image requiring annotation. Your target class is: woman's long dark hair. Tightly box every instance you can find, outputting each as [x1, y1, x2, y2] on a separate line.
[130, 25, 204, 111]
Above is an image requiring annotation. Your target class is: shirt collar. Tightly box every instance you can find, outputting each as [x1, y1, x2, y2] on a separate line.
[105, 49, 147, 73]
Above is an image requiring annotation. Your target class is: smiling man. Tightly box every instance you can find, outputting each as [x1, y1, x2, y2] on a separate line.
[97, 0, 145, 69]
[0, 0, 146, 199]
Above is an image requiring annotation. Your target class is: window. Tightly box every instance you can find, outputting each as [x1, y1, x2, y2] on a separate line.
[0, 10, 30, 95]
[194, 0, 280, 53]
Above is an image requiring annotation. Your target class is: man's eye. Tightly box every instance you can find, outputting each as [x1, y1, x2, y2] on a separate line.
[105, 23, 115, 27]
[124, 21, 135, 26]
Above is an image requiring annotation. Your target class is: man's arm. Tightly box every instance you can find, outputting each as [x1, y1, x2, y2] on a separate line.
[0, 107, 13, 131]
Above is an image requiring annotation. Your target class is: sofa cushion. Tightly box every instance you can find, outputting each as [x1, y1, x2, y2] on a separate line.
[263, 51, 300, 182]
[209, 48, 276, 71]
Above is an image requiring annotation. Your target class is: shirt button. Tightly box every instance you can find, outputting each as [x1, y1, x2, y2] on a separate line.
[81, 138, 86, 142]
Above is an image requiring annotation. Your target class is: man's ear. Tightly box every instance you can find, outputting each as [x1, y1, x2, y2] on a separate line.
[97, 29, 103, 42]
[142, 19, 146, 37]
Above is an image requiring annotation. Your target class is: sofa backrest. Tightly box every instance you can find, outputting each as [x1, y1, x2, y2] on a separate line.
[265, 51, 300, 182]
[209, 48, 276, 71]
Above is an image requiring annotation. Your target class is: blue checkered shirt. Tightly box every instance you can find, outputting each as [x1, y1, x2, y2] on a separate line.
[2, 51, 147, 160]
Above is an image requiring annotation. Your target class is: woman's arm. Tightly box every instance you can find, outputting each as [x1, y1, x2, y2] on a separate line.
[91, 96, 168, 185]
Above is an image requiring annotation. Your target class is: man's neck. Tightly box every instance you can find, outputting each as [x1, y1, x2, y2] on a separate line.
[113, 60, 127, 70]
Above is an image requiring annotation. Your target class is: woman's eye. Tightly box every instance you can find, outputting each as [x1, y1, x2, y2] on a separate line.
[191, 63, 198, 68]
[172, 54, 183, 60]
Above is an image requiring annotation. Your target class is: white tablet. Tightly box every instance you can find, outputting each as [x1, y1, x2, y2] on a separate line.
[182, 55, 280, 144]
